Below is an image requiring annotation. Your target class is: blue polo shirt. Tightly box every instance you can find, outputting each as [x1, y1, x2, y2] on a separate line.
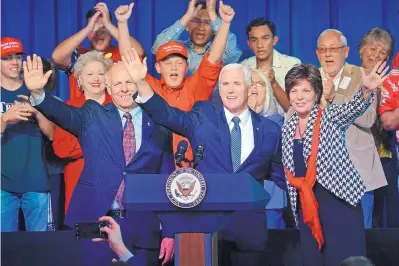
[1, 84, 49, 193]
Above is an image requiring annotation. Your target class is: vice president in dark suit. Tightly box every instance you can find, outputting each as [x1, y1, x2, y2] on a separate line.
[23, 54, 175, 266]
[121, 48, 285, 266]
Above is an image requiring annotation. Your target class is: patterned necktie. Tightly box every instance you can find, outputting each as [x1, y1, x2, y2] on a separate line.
[230, 116, 241, 172]
[115, 112, 136, 209]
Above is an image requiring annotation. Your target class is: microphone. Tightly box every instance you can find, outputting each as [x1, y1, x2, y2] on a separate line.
[175, 140, 188, 168]
[193, 144, 205, 169]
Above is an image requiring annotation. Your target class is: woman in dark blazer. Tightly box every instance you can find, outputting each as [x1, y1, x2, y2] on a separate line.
[282, 62, 389, 266]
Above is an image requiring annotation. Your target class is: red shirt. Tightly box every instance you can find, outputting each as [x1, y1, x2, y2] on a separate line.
[146, 54, 222, 166]
[379, 69, 399, 140]
[69, 46, 121, 100]
[392, 52, 399, 69]
[52, 93, 112, 213]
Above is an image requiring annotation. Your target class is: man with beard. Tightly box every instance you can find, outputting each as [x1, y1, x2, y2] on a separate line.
[118, 1, 235, 166]
[151, 0, 241, 75]
[52, 2, 144, 100]
[241, 18, 300, 114]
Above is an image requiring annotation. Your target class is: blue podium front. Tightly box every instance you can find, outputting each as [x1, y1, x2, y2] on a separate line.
[125, 173, 270, 266]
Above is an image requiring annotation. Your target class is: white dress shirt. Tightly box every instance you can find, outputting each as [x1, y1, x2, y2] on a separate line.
[224, 107, 254, 165]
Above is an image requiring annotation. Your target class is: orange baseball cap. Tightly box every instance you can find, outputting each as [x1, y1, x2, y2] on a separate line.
[1, 37, 26, 58]
[156, 41, 188, 62]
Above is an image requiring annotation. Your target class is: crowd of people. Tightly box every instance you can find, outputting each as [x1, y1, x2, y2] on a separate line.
[1, 1, 399, 266]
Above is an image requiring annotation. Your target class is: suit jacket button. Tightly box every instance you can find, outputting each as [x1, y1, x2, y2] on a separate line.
[123, 172, 127, 175]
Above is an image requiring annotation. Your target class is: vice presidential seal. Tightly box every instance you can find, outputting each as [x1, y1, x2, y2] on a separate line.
[166, 168, 206, 208]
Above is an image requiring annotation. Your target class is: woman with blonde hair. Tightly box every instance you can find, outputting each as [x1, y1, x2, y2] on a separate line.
[248, 68, 279, 116]
[52, 51, 112, 213]
[248, 68, 285, 228]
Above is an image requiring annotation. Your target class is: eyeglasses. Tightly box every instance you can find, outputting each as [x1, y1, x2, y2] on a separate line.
[253, 82, 266, 88]
[317, 46, 346, 54]
[190, 18, 211, 26]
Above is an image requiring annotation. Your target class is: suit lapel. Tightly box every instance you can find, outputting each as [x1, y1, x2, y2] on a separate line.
[104, 103, 125, 168]
[129, 112, 154, 165]
[218, 108, 233, 172]
[238, 110, 263, 170]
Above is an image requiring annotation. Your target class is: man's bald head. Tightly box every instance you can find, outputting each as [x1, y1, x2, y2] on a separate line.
[106, 61, 138, 112]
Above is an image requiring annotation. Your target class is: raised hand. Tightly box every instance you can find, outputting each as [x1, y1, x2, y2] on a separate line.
[94, 2, 112, 27]
[122, 48, 147, 83]
[219, 1, 235, 23]
[361, 61, 390, 92]
[322, 75, 335, 102]
[86, 11, 102, 32]
[206, 0, 217, 18]
[260, 65, 276, 85]
[115, 3, 134, 24]
[23, 54, 52, 93]
[248, 92, 257, 111]
[185, 0, 202, 19]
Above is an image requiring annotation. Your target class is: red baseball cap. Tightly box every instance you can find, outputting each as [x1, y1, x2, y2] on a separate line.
[156, 41, 188, 62]
[1, 37, 26, 58]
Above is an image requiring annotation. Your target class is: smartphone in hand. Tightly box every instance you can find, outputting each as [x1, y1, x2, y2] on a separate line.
[75, 221, 110, 239]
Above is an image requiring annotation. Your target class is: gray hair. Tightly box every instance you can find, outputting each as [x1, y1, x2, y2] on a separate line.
[317, 29, 348, 47]
[358, 27, 395, 60]
[73, 50, 112, 80]
[340, 256, 374, 266]
[218, 63, 252, 87]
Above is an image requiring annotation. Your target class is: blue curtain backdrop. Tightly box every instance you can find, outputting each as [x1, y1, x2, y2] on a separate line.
[2, 0, 399, 100]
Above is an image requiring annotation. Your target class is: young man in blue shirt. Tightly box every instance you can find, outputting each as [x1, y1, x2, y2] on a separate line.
[1, 37, 54, 232]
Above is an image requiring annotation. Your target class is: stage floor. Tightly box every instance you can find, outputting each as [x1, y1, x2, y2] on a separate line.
[2, 229, 399, 266]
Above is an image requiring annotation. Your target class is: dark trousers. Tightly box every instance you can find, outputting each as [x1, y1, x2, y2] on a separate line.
[299, 184, 366, 266]
[218, 240, 263, 266]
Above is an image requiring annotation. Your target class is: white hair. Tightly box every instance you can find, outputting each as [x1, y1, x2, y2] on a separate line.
[317, 29, 348, 47]
[73, 50, 112, 79]
[218, 63, 252, 87]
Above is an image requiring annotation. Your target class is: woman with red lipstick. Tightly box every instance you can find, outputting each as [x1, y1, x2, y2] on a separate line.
[282, 62, 389, 266]
[52, 51, 112, 214]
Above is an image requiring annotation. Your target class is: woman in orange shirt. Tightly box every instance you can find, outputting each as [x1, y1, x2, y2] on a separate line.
[52, 51, 112, 213]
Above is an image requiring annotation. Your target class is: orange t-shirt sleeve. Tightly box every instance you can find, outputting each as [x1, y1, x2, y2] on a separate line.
[191, 53, 223, 101]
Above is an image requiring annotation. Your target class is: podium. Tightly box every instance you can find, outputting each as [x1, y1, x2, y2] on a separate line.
[125, 173, 270, 266]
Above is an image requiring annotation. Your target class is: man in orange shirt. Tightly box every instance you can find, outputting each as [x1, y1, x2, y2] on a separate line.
[52, 2, 143, 100]
[118, 1, 236, 164]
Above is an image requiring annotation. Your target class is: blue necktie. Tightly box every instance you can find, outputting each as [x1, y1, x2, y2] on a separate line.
[230, 116, 241, 172]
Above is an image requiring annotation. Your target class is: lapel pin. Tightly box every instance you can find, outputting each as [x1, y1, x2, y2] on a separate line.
[256, 127, 259, 131]
[147, 122, 151, 127]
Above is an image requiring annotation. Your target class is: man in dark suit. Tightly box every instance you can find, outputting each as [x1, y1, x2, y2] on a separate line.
[121, 48, 285, 266]
[23, 54, 175, 266]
